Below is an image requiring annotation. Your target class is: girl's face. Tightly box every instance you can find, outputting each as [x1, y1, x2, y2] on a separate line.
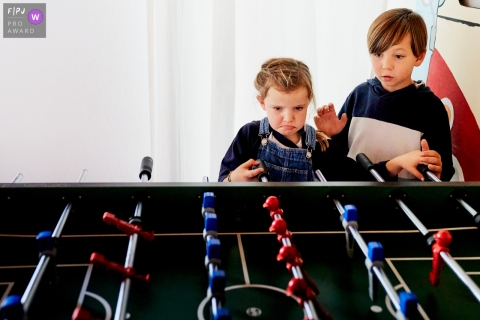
[257, 86, 309, 144]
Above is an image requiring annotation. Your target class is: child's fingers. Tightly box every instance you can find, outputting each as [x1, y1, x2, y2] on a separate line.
[427, 164, 442, 173]
[421, 149, 440, 157]
[317, 103, 334, 116]
[321, 106, 329, 116]
[316, 105, 327, 116]
[428, 164, 442, 179]
[410, 168, 425, 181]
[241, 158, 258, 168]
[420, 156, 441, 166]
[325, 103, 335, 113]
[421, 139, 430, 151]
[249, 168, 264, 178]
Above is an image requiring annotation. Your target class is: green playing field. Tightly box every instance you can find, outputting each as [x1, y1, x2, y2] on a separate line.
[1, 182, 480, 319]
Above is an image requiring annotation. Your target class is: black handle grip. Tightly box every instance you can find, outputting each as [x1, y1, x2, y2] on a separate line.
[356, 153, 374, 171]
[252, 159, 270, 181]
[475, 214, 480, 228]
[417, 164, 429, 175]
[139, 156, 153, 180]
[417, 164, 442, 182]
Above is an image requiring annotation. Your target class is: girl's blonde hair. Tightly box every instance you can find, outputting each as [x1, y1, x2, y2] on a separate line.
[254, 57, 329, 151]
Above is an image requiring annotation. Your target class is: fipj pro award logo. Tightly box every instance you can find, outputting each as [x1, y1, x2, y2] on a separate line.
[3, 3, 46, 38]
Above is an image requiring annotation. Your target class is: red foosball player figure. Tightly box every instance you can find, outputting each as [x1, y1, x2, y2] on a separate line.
[429, 230, 452, 286]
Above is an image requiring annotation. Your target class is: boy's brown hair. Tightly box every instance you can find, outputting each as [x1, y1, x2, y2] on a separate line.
[367, 8, 427, 58]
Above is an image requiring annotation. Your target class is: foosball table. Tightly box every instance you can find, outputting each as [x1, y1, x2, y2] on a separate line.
[1, 171, 480, 319]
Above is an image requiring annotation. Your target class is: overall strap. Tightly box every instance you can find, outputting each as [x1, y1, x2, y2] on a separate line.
[305, 124, 316, 150]
[259, 117, 270, 136]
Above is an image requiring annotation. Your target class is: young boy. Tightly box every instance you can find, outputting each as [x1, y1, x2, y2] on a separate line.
[219, 57, 431, 182]
[315, 8, 454, 181]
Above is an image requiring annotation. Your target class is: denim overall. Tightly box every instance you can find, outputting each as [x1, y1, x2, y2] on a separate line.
[257, 117, 316, 182]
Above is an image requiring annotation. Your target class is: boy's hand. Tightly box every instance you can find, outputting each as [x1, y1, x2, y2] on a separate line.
[386, 139, 442, 180]
[420, 139, 442, 179]
[226, 159, 264, 182]
[313, 103, 348, 137]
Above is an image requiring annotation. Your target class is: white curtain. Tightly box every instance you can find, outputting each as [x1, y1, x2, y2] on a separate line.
[148, 0, 389, 182]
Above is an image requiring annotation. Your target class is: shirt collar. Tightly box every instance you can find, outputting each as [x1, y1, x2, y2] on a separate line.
[270, 126, 307, 148]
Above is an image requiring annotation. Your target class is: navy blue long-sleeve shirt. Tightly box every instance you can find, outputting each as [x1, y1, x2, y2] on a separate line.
[334, 78, 454, 181]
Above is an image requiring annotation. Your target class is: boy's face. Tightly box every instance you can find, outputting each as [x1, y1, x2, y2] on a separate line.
[370, 34, 426, 92]
[257, 86, 309, 144]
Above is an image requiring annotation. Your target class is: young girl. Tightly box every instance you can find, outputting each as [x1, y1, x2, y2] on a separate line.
[218, 57, 424, 182]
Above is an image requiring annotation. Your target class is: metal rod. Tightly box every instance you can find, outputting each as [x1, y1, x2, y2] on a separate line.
[275, 214, 318, 320]
[211, 297, 221, 314]
[20, 168, 87, 314]
[10, 173, 23, 183]
[422, 168, 478, 223]
[426, 171, 441, 182]
[303, 300, 317, 320]
[323, 161, 425, 317]
[21, 255, 50, 313]
[346, 228, 401, 313]
[77, 169, 88, 183]
[347, 226, 368, 257]
[52, 203, 73, 239]
[364, 166, 429, 235]
[457, 198, 478, 218]
[333, 199, 344, 214]
[369, 169, 385, 182]
[372, 267, 401, 311]
[395, 199, 429, 236]
[314, 169, 327, 182]
[114, 200, 143, 320]
[114, 278, 132, 320]
[440, 251, 480, 303]
[334, 197, 401, 315]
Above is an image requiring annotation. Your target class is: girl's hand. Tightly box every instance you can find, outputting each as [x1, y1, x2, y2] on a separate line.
[385, 139, 442, 180]
[386, 150, 424, 180]
[225, 159, 264, 182]
[313, 103, 348, 137]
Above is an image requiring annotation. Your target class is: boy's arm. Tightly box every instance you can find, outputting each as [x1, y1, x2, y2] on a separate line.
[314, 89, 357, 156]
[421, 99, 455, 181]
[331, 102, 351, 156]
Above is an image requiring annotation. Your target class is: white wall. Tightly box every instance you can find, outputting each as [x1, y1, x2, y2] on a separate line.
[0, 1, 150, 183]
